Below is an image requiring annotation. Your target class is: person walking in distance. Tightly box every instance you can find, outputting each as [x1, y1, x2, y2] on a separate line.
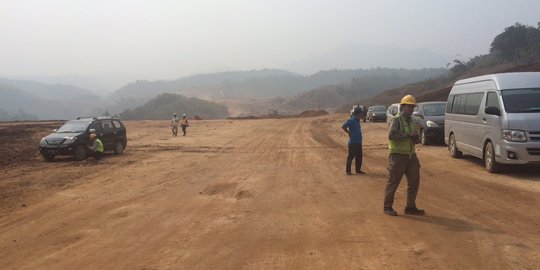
[181, 114, 189, 136]
[171, 113, 180, 136]
[342, 107, 365, 175]
[384, 95, 425, 216]
[88, 132, 104, 160]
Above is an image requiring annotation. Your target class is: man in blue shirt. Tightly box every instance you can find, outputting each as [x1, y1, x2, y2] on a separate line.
[342, 107, 365, 175]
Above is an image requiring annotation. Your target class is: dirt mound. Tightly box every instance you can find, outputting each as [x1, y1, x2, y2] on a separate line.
[297, 109, 329, 117]
[0, 121, 62, 167]
[229, 110, 328, 120]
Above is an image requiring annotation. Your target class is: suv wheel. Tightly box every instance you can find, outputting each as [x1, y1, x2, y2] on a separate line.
[74, 145, 87, 161]
[42, 154, 55, 162]
[449, 133, 462, 158]
[114, 141, 124, 154]
[484, 141, 501, 173]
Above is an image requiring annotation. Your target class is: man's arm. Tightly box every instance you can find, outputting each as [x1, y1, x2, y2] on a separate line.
[342, 120, 350, 135]
[388, 117, 408, 140]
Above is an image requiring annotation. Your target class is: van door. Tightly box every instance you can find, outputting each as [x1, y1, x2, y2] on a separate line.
[483, 91, 503, 155]
[457, 93, 485, 157]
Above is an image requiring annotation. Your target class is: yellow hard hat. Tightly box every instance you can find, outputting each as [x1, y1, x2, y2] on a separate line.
[400, 95, 417, 105]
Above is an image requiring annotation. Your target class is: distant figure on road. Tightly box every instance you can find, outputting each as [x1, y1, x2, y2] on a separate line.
[384, 95, 425, 216]
[181, 114, 189, 136]
[342, 107, 365, 175]
[171, 113, 180, 136]
[88, 133, 104, 160]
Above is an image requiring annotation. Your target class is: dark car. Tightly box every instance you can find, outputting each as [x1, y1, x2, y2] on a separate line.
[413, 101, 446, 145]
[39, 117, 127, 161]
[367, 105, 386, 122]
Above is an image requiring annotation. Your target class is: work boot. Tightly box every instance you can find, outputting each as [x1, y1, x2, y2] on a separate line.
[384, 208, 398, 216]
[356, 171, 366, 175]
[404, 207, 426, 215]
[346, 172, 352, 175]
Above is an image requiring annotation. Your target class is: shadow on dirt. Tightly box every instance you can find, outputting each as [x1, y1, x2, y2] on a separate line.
[402, 214, 503, 234]
[457, 155, 540, 181]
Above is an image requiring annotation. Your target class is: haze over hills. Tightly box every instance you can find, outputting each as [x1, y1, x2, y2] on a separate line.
[286, 43, 450, 75]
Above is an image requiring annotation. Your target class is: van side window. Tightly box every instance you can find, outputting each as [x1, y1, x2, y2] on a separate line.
[455, 94, 467, 114]
[464, 93, 484, 115]
[447, 93, 484, 115]
[486, 92, 501, 110]
[446, 95, 455, 113]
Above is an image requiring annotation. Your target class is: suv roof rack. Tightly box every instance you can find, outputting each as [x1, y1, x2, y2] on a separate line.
[76, 116, 114, 120]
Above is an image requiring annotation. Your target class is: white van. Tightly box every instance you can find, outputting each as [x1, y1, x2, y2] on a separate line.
[444, 72, 540, 172]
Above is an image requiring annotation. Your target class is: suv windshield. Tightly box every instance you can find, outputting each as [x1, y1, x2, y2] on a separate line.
[502, 88, 540, 113]
[372, 106, 386, 112]
[56, 121, 90, 133]
[423, 103, 446, 116]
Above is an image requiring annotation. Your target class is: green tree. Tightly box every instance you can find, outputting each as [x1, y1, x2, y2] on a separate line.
[490, 23, 540, 63]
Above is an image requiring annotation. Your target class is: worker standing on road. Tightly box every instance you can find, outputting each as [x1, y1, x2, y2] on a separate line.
[342, 107, 365, 175]
[383, 95, 425, 216]
[88, 133, 104, 160]
[171, 113, 180, 137]
[181, 114, 189, 136]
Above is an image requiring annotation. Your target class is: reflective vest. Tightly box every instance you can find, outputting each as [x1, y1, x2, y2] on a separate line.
[388, 114, 416, 155]
[94, 139, 104, 153]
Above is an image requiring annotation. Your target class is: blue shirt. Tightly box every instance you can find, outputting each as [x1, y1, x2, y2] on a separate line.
[342, 116, 363, 144]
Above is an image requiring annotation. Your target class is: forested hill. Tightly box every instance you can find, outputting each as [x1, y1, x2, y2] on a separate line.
[355, 22, 540, 109]
[119, 93, 229, 120]
[283, 68, 446, 110]
[110, 68, 446, 101]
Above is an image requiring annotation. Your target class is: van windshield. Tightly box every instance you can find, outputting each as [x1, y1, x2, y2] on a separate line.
[423, 103, 446, 116]
[502, 88, 540, 113]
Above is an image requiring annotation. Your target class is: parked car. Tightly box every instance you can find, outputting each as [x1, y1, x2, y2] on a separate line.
[412, 101, 446, 145]
[367, 105, 387, 122]
[39, 116, 127, 161]
[445, 72, 540, 173]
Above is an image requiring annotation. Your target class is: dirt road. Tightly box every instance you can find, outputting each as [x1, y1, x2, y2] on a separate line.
[1, 115, 539, 269]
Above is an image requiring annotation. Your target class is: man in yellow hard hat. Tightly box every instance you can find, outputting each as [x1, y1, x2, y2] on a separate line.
[88, 132, 104, 160]
[383, 95, 425, 216]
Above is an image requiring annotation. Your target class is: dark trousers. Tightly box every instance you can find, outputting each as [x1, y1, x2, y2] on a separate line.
[181, 125, 187, 136]
[346, 143, 363, 173]
[91, 151, 103, 160]
[384, 154, 420, 209]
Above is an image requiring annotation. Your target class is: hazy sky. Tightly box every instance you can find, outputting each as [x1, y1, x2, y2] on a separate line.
[1, 0, 539, 89]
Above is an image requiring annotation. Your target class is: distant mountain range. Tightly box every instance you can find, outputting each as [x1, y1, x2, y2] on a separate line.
[0, 67, 448, 120]
[0, 78, 105, 120]
[110, 67, 446, 103]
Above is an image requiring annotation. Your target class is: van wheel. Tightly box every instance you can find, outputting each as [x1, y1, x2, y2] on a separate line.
[484, 141, 501, 173]
[420, 129, 429, 145]
[42, 154, 55, 162]
[114, 141, 124, 154]
[449, 134, 462, 158]
[74, 145, 87, 161]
